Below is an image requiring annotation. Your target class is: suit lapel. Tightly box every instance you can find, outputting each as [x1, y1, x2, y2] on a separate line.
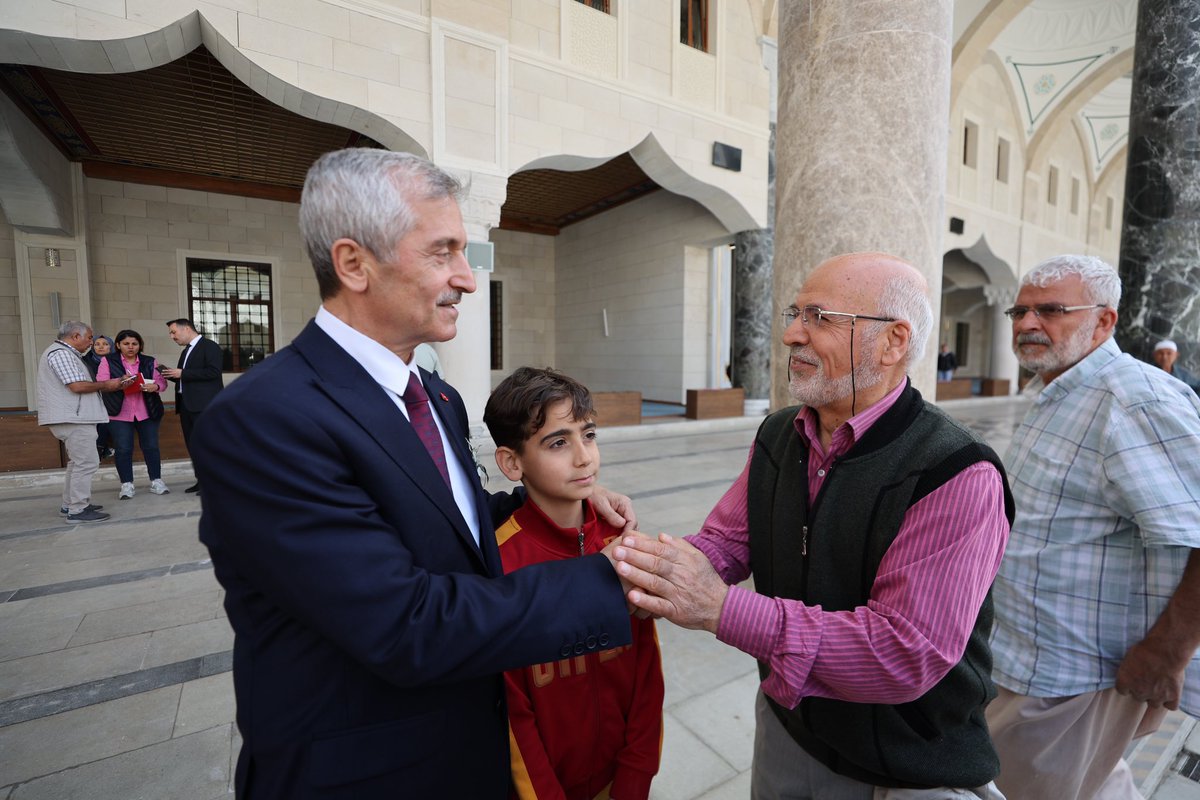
[423, 369, 504, 575]
[293, 323, 484, 567]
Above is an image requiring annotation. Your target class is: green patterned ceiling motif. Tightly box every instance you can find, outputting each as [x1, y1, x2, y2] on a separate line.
[1083, 113, 1128, 171]
[1008, 52, 1105, 132]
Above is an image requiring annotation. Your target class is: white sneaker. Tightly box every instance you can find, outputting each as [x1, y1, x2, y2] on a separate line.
[149, 479, 170, 495]
[119, 482, 135, 499]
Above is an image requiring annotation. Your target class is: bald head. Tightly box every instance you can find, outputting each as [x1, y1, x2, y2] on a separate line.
[803, 252, 933, 364]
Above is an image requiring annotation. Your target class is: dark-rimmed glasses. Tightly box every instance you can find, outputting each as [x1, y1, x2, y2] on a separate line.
[1003, 303, 1106, 321]
[781, 305, 897, 328]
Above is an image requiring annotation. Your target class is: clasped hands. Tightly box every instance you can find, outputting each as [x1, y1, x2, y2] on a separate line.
[601, 532, 728, 633]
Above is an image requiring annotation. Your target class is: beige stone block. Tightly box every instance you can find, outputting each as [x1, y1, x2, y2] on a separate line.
[88, 213, 125, 234]
[657, 106, 695, 138]
[208, 225, 248, 244]
[297, 63, 369, 109]
[121, 182, 168, 202]
[124, 216, 169, 237]
[509, 19, 542, 53]
[245, 198, 283, 215]
[91, 247, 130, 266]
[258, 0, 350, 39]
[512, 116, 563, 154]
[174, 672, 236, 736]
[446, 126, 496, 163]
[244, 48, 300, 86]
[512, 61, 567, 101]
[101, 195, 147, 218]
[509, 143, 540, 170]
[206, 192, 246, 211]
[188, 206, 229, 225]
[567, 80, 620, 117]
[246, 228, 285, 247]
[188, 240, 230, 253]
[146, 235, 190, 252]
[348, 11, 428, 57]
[101, 231, 147, 250]
[166, 188, 209, 207]
[334, 39, 400, 83]
[169, 221, 209, 239]
[227, 210, 266, 229]
[367, 80, 429, 120]
[619, 94, 659, 127]
[445, 98, 496, 136]
[87, 178, 124, 197]
[444, 39, 496, 106]
[239, 14, 333, 69]
[126, 249, 172, 269]
[509, 86, 539, 121]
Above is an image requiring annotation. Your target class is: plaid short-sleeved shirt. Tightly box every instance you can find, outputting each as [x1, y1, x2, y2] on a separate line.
[991, 337, 1200, 715]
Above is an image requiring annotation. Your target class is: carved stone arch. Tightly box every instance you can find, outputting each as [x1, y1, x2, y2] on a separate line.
[0, 11, 426, 156]
[950, 0, 1034, 110]
[515, 133, 760, 234]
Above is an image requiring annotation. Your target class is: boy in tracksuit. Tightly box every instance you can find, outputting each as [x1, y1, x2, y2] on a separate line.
[484, 367, 664, 800]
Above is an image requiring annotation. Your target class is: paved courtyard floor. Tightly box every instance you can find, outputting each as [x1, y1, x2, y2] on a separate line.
[0, 395, 1196, 799]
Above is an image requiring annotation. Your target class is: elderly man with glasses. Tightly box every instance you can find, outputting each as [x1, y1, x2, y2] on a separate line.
[984, 254, 1200, 800]
[614, 252, 1014, 799]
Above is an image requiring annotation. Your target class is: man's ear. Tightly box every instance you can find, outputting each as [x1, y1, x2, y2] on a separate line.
[330, 238, 374, 295]
[880, 321, 912, 368]
[1093, 306, 1119, 346]
[494, 446, 523, 482]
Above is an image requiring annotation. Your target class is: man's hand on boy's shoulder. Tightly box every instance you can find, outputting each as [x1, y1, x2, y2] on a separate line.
[591, 485, 638, 532]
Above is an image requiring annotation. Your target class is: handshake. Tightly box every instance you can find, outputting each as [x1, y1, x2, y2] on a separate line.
[602, 532, 729, 634]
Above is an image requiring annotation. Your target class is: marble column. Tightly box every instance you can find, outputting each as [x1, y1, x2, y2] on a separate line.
[732, 123, 775, 415]
[772, 2, 952, 409]
[1115, 1, 1200, 370]
[983, 285, 1019, 394]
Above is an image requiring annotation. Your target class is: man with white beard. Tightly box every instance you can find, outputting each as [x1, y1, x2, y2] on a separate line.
[985, 254, 1200, 800]
[613, 252, 1014, 798]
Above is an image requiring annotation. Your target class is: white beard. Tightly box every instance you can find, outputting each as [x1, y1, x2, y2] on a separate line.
[787, 329, 884, 408]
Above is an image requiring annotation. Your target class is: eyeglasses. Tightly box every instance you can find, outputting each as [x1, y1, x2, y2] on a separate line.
[1003, 303, 1106, 321]
[781, 305, 897, 328]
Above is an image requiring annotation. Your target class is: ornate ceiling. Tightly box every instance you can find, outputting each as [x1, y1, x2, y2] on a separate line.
[960, 0, 1134, 176]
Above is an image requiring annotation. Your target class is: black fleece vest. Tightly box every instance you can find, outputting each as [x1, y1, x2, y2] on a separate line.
[101, 353, 165, 421]
[748, 383, 1014, 789]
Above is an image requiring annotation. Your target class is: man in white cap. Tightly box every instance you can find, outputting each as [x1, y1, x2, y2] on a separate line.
[1152, 339, 1200, 394]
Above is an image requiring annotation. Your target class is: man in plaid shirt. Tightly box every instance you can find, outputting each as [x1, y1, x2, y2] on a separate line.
[988, 255, 1200, 800]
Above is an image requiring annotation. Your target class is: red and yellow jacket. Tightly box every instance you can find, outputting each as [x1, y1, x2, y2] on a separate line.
[496, 498, 664, 800]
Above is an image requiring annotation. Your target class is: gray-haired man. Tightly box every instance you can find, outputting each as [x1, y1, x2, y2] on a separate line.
[37, 321, 136, 521]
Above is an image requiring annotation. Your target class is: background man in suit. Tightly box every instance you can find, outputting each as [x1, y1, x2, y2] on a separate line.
[191, 148, 636, 800]
[160, 318, 224, 493]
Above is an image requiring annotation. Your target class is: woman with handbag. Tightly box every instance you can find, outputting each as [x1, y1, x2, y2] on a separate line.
[97, 329, 170, 499]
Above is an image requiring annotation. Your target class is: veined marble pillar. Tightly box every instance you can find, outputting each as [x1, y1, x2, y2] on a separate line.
[1115, 1, 1200, 368]
[732, 123, 775, 415]
[771, 2, 953, 409]
[984, 286, 1019, 394]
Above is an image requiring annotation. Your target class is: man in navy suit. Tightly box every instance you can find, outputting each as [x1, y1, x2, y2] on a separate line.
[161, 318, 225, 493]
[192, 148, 636, 799]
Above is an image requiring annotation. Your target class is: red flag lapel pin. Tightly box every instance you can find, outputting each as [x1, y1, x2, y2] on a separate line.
[439, 392, 449, 402]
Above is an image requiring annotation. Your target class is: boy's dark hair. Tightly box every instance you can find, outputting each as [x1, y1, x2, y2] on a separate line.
[165, 318, 196, 331]
[484, 367, 595, 451]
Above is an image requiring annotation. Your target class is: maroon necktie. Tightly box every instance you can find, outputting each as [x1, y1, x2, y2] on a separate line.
[403, 372, 451, 488]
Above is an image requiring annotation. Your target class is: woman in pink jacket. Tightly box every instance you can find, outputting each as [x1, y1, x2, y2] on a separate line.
[97, 329, 170, 499]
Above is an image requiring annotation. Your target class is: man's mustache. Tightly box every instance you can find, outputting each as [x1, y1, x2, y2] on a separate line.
[1016, 333, 1051, 346]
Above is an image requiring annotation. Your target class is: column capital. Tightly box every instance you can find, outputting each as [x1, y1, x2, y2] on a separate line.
[983, 285, 1017, 307]
[446, 168, 507, 242]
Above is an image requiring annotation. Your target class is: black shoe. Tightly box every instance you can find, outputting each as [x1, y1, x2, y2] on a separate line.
[99, 447, 115, 460]
[185, 483, 201, 493]
[66, 507, 111, 523]
[60, 503, 104, 515]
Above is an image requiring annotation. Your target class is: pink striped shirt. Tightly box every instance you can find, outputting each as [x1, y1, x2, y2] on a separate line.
[97, 355, 168, 422]
[686, 379, 1009, 709]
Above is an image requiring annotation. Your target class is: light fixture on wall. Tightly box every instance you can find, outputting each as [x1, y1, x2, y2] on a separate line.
[44, 248, 61, 268]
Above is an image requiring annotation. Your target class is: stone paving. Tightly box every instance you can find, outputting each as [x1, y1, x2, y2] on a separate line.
[0, 397, 1196, 799]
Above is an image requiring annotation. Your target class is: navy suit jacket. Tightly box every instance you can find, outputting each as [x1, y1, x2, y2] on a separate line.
[173, 336, 225, 413]
[192, 320, 631, 799]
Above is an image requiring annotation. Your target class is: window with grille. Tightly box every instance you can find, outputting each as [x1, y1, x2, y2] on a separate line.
[575, 0, 611, 12]
[681, 0, 709, 51]
[490, 281, 503, 371]
[186, 257, 274, 373]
